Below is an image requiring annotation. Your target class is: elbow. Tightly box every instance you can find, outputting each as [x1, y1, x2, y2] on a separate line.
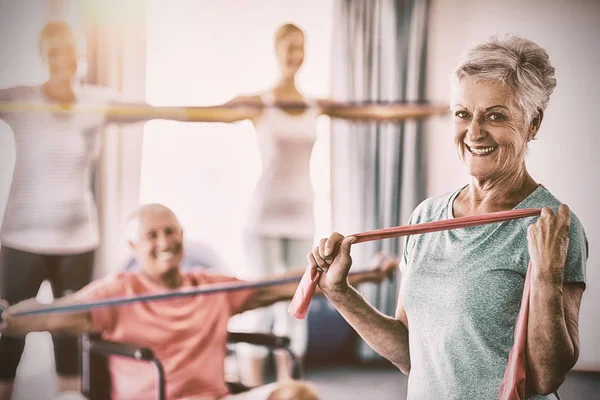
[531, 375, 565, 396]
[530, 362, 572, 396]
[390, 357, 411, 376]
[397, 364, 411, 376]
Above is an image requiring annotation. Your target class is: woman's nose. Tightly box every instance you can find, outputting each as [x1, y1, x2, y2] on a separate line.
[466, 119, 486, 142]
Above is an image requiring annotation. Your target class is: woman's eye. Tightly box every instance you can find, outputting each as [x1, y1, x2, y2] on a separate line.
[489, 113, 505, 122]
[455, 111, 470, 119]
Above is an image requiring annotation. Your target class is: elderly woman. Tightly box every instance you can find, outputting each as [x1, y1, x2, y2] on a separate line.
[308, 35, 587, 399]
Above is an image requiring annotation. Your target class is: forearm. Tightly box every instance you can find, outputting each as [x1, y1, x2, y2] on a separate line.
[240, 268, 382, 313]
[3, 299, 91, 337]
[326, 285, 410, 374]
[325, 104, 448, 121]
[269, 269, 379, 302]
[527, 278, 575, 394]
[106, 104, 255, 124]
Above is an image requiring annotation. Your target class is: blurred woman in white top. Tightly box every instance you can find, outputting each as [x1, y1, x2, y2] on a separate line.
[0, 21, 199, 400]
[156, 23, 447, 386]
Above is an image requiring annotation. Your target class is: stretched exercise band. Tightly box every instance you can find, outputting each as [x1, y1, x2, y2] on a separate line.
[0, 267, 382, 323]
[0, 100, 447, 119]
[288, 208, 542, 319]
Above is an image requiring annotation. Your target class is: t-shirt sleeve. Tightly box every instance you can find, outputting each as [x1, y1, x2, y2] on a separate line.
[0, 87, 13, 102]
[195, 271, 256, 315]
[74, 275, 126, 333]
[0, 86, 17, 118]
[563, 213, 588, 286]
[401, 207, 421, 275]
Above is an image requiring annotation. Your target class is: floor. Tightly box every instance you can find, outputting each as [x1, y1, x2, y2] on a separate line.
[304, 364, 600, 400]
[9, 333, 600, 399]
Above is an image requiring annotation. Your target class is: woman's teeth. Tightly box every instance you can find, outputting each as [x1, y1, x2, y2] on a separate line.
[158, 251, 176, 261]
[468, 145, 497, 156]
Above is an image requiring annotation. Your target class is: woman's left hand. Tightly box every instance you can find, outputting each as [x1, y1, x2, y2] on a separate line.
[527, 204, 571, 284]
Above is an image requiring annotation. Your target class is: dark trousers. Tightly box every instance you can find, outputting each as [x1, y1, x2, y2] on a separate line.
[0, 245, 94, 380]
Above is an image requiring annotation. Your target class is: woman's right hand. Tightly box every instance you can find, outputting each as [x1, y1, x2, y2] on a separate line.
[308, 233, 358, 296]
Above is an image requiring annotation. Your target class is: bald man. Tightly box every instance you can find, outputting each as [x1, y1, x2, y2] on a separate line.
[0, 204, 398, 400]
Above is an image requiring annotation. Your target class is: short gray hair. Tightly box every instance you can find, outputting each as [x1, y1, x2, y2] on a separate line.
[453, 35, 557, 124]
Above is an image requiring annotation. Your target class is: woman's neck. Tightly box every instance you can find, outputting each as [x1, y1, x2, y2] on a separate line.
[43, 79, 76, 103]
[456, 166, 538, 216]
[273, 76, 300, 96]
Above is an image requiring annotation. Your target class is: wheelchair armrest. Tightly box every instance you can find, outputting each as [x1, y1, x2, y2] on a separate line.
[82, 334, 166, 400]
[227, 332, 301, 380]
[87, 336, 156, 362]
[227, 332, 291, 349]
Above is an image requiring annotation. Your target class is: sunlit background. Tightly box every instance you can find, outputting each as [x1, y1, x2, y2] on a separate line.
[140, 0, 333, 273]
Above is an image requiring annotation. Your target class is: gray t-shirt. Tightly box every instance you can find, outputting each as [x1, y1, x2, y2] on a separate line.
[401, 185, 587, 400]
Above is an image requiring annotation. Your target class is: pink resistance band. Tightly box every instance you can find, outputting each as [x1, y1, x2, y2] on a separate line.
[289, 207, 541, 319]
[288, 208, 541, 400]
[498, 260, 532, 400]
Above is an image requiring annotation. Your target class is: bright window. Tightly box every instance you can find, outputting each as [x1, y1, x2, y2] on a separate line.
[141, 0, 333, 273]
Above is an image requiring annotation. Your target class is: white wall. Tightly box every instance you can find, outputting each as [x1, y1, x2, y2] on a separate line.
[425, 0, 600, 370]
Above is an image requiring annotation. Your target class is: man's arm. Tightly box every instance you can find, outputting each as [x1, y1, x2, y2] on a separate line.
[236, 254, 398, 314]
[0, 295, 92, 337]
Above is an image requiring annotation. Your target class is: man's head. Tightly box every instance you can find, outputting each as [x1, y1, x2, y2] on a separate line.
[126, 204, 184, 285]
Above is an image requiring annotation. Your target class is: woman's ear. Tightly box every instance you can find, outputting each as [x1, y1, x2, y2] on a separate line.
[529, 109, 544, 140]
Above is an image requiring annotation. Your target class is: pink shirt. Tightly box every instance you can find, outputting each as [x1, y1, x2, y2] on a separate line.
[76, 269, 255, 400]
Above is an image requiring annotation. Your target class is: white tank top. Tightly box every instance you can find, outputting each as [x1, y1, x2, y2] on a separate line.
[0, 84, 117, 254]
[245, 93, 321, 239]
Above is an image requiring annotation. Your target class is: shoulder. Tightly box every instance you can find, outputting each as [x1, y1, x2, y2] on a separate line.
[230, 93, 263, 104]
[316, 98, 338, 107]
[528, 186, 587, 233]
[0, 85, 38, 101]
[80, 84, 123, 103]
[527, 185, 588, 257]
[76, 272, 129, 300]
[186, 268, 242, 285]
[408, 190, 458, 224]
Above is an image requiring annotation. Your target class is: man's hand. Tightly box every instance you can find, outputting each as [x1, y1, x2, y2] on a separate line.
[371, 254, 400, 283]
[0, 300, 9, 333]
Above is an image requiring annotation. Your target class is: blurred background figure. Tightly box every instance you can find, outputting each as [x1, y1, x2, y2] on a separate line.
[0, 22, 112, 400]
[0, 19, 200, 400]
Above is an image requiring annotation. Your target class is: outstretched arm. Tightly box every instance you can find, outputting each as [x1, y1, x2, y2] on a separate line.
[319, 99, 449, 122]
[0, 295, 92, 337]
[106, 95, 263, 125]
[237, 253, 399, 314]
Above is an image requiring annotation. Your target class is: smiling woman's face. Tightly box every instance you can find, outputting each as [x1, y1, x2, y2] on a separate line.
[451, 77, 532, 181]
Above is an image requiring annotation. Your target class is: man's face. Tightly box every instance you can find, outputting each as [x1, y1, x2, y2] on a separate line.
[130, 207, 184, 280]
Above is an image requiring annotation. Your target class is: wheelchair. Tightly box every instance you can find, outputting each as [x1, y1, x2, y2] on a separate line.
[80, 331, 301, 400]
[80, 242, 301, 400]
